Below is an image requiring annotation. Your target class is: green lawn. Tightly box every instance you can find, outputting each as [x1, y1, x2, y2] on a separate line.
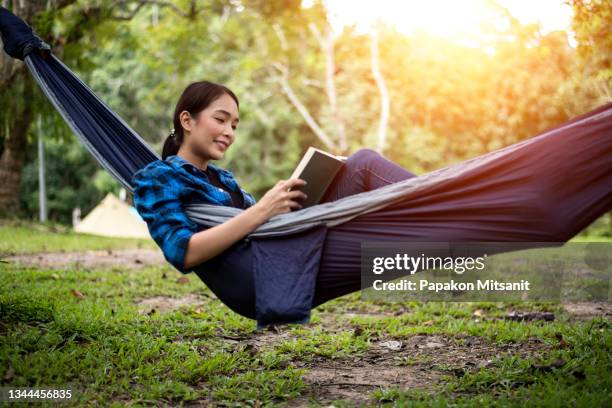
[0, 220, 156, 255]
[0, 223, 610, 407]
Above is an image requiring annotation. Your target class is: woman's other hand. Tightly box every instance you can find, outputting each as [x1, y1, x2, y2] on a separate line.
[253, 179, 307, 221]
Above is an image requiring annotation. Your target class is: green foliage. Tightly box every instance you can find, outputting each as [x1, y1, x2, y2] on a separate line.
[7, 0, 612, 224]
[571, 0, 612, 88]
[18, 134, 121, 224]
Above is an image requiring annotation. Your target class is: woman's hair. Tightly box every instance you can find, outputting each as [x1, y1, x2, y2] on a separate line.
[161, 81, 240, 160]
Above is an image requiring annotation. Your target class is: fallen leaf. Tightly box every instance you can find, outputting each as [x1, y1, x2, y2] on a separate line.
[473, 309, 485, 317]
[532, 358, 566, 371]
[71, 289, 84, 298]
[452, 368, 465, 377]
[380, 340, 402, 351]
[4, 366, 14, 381]
[422, 320, 435, 326]
[266, 325, 281, 334]
[176, 277, 190, 284]
[477, 359, 495, 368]
[555, 333, 568, 348]
[571, 369, 586, 380]
[243, 344, 259, 356]
[423, 341, 445, 349]
[550, 358, 566, 368]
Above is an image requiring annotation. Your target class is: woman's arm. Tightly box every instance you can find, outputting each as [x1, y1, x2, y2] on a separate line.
[183, 178, 307, 269]
[183, 204, 265, 269]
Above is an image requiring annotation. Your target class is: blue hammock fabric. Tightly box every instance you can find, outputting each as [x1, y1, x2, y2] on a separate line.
[2, 6, 612, 329]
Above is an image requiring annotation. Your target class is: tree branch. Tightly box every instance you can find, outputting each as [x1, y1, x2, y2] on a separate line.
[110, 0, 189, 18]
[308, 22, 324, 48]
[309, 22, 347, 153]
[109, 1, 147, 21]
[269, 62, 336, 151]
[50, 0, 79, 9]
[370, 29, 390, 153]
[272, 23, 288, 51]
[302, 77, 324, 88]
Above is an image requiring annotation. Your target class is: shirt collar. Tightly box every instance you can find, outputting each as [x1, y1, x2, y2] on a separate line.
[165, 155, 232, 177]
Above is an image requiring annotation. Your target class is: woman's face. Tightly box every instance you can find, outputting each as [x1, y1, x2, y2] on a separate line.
[180, 93, 239, 162]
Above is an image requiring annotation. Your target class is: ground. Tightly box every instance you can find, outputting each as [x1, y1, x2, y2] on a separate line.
[0, 222, 610, 407]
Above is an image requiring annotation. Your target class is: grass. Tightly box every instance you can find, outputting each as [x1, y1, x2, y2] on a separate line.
[0, 220, 156, 255]
[0, 222, 610, 406]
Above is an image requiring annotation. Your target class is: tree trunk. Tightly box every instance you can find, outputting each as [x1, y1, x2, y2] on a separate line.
[0, 21, 34, 217]
[0, 2, 44, 216]
[0, 71, 33, 217]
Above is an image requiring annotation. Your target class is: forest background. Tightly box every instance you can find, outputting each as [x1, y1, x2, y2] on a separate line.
[0, 0, 609, 231]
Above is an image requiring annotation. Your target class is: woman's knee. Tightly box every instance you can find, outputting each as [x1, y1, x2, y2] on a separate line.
[346, 148, 381, 169]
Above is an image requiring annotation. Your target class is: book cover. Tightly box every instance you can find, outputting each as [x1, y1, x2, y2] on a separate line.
[289, 147, 346, 209]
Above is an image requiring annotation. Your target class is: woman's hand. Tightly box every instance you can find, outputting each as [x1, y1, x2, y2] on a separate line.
[253, 179, 308, 222]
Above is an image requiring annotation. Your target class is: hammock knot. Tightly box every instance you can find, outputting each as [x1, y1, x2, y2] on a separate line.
[0, 6, 52, 60]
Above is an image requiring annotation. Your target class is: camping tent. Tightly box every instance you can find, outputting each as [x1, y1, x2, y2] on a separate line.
[74, 192, 151, 239]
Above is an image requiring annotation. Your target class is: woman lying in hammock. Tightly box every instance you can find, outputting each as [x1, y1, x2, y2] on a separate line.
[133, 81, 612, 325]
[132, 80, 419, 317]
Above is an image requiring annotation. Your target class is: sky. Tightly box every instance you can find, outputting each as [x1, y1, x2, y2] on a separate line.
[315, 0, 574, 46]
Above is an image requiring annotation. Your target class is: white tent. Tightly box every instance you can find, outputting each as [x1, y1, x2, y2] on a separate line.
[74, 192, 151, 239]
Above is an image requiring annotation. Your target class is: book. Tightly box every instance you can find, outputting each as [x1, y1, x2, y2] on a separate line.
[288, 147, 346, 209]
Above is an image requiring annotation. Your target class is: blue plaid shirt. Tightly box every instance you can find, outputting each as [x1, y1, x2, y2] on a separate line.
[131, 154, 256, 273]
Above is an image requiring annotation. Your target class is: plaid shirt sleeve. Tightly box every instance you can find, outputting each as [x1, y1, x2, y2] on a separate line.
[242, 189, 257, 207]
[132, 163, 199, 274]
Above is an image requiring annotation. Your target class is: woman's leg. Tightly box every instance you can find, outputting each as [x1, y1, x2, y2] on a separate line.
[314, 149, 418, 306]
[320, 148, 418, 203]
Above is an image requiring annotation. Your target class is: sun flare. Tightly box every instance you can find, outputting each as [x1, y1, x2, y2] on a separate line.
[319, 0, 573, 48]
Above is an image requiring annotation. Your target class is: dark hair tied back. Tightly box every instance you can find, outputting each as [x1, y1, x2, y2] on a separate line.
[161, 81, 239, 160]
[161, 128, 180, 161]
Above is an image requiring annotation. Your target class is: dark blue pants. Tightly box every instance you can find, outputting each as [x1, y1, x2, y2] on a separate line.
[313, 148, 417, 307]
